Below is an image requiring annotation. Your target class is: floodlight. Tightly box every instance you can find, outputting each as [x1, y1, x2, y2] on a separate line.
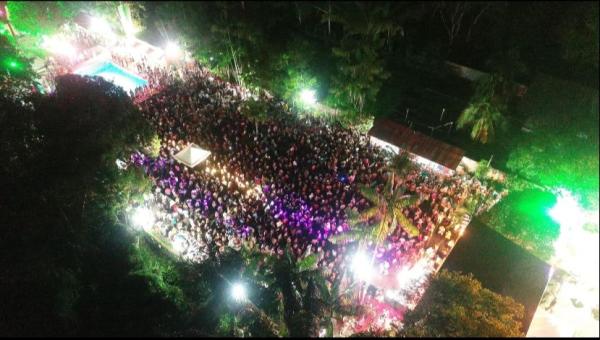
[300, 89, 317, 106]
[548, 189, 584, 228]
[231, 282, 247, 302]
[42, 36, 77, 57]
[385, 289, 400, 300]
[90, 17, 113, 35]
[165, 41, 181, 59]
[132, 206, 155, 231]
[396, 258, 431, 290]
[351, 251, 374, 282]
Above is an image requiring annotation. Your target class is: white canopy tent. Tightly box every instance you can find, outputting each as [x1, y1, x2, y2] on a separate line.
[173, 143, 211, 168]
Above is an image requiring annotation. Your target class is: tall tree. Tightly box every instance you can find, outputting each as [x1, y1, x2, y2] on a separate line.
[328, 2, 400, 115]
[401, 270, 525, 337]
[0, 74, 185, 336]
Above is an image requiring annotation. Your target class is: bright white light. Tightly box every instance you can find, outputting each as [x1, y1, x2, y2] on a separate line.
[396, 266, 412, 290]
[42, 36, 77, 58]
[299, 89, 317, 106]
[172, 234, 189, 253]
[90, 17, 113, 35]
[351, 251, 374, 282]
[589, 210, 599, 227]
[132, 206, 155, 231]
[121, 16, 138, 37]
[548, 189, 585, 228]
[396, 257, 432, 291]
[231, 282, 247, 302]
[319, 328, 327, 337]
[165, 41, 181, 59]
[385, 289, 402, 302]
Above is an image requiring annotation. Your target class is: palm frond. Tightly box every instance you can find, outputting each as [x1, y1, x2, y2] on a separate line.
[328, 229, 364, 245]
[388, 152, 411, 174]
[297, 254, 318, 272]
[457, 104, 477, 129]
[358, 185, 380, 204]
[393, 206, 420, 237]
[383, 179, 393, 196]
[359, 205, 380, 221]
[345, 208, 362, 225]
[373, 215, 390, 242]
[312, 273, 331, 302]
[388, 215, 398, 237]
[394, 194, 418, 210]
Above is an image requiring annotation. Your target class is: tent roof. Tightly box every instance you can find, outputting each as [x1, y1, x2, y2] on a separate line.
[173, 143, 211, 168]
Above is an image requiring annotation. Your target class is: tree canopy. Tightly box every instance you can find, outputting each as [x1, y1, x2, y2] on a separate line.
[506, 74, 599, 210]
[401, 269, 525, 337]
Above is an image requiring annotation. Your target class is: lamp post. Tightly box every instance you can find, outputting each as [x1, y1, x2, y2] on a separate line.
[229, 281, 281, 337]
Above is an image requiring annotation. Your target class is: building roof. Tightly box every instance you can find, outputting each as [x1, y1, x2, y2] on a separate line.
[441, 218, 553, 334]
[368, 117, 465, 170]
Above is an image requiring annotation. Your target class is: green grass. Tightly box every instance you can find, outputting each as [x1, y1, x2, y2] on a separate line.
[479, 189, 560, 262]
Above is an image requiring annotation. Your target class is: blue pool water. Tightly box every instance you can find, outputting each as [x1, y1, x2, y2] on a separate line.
[74, 61, 148, 93]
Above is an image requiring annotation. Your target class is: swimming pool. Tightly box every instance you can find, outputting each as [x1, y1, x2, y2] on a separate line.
[74, 61, 148, 94]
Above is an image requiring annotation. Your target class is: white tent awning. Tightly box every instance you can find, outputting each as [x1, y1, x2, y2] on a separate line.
[173, 143, 211, 168]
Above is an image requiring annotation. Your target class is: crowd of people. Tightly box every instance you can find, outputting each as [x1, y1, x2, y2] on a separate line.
[32, 21, 502, 335]
[37, 18, 498, 290]
[38, 24, 497, 289]
[125, 60, 496, 289]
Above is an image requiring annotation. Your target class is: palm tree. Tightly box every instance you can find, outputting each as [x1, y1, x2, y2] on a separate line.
[240, 246, 358, 337]
[329, 150, 418, 248]
[386, 151, 416, 194]
[330, 183, 419, 254]
[364, 183, 419, 243]
[457, 74, 508, 144]
[326, 2, 402, 115]
[457, 100, 506, 144]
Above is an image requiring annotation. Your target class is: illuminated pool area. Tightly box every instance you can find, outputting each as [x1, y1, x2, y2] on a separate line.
[74, 60, 147, 94]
